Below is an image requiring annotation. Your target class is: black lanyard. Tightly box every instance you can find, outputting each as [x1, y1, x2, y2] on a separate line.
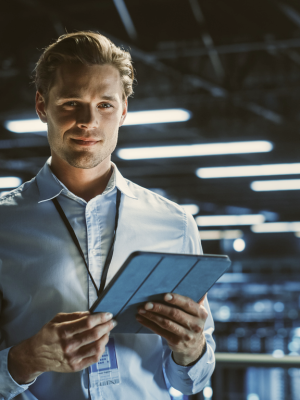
[52, 189, 121, 297]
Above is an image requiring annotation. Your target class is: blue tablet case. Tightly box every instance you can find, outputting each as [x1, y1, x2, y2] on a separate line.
[90, 251, 231, 333]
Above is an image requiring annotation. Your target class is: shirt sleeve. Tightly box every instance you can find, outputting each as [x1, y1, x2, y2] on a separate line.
[163, 211, 216, 395]
[0, 288, 36, 400]
[0, 347, 37, 400]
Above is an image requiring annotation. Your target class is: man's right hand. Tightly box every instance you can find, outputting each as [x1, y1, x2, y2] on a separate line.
[7, 311, 116, 385]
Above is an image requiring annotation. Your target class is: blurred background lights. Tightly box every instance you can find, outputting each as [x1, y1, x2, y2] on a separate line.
[233, 238, 246, 252]
[168, 387, 183, 398]
[199, 229, 243, 240]
[0, 177, 22, 189]
[274, 302, 285, 312]
[219, 305, 231, 321]
[5, 110, 192, 134]
[197, 162, 300, 179]
[118, 141, 273, 160]
[123, 109, 191, 125]
[5, 119, 46, 133]
[254, 302, 265, 312]
[203, 386, 213, 399]
[196, 214, 265, 227]
[288, 341, 299, 352]
[251, 222, 300, 233]
[272, 349, 284, 358]
[251, 179, 300, 191]
[247, 394, 260, 400]
[180, 204, 199, 215]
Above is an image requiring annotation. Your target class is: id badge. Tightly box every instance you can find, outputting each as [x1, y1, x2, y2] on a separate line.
[89, 337, 121, 387]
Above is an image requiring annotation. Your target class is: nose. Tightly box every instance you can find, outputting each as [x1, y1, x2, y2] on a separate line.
[76, 105, 98, 130]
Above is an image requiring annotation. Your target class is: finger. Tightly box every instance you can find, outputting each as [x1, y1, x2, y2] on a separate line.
[139, 303, 198, 331]
[66, 320, 117, 352]
[52, 311, 90, 323]
[136, 315, 179, 345]
[68, 333, 110, 371]
[58, 312, 114, 338]
[137, 310, 191, 339]
[76, 332, 110, 360]
[159, 293, 201, 317]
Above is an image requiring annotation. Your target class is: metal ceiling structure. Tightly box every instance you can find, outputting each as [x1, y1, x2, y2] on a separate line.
[0, 0, 300, 259]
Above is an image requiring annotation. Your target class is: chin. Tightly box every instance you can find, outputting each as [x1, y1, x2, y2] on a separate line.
[65, 153, 106, 169]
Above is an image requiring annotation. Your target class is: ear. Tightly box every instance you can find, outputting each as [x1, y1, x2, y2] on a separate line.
[119, 98, 128, 127]
[36, 92, 48, 123]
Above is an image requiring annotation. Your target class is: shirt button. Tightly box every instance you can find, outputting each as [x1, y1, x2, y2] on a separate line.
[91, 249, 98, 255]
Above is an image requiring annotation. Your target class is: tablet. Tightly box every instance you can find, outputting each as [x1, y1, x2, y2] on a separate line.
[90, 251, 231, 333]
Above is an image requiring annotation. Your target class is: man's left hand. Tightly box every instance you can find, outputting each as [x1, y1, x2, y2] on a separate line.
[136, 293, 208, 366]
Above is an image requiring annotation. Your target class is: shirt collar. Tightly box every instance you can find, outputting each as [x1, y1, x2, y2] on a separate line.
[36, 157, 137, 203]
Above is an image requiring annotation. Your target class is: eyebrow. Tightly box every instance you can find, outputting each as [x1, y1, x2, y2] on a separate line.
[57, 94, 118, 101]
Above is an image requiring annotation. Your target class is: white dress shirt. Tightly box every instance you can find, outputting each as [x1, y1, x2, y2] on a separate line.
[0, 159, 215, 400]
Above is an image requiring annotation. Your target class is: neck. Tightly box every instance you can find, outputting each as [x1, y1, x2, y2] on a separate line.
[50, 154, 113, 202]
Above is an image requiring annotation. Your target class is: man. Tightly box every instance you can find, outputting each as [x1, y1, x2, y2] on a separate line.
[0, 32, 215, 400]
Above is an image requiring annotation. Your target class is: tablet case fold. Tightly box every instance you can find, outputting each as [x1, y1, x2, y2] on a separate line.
[90, 251, 231, 333]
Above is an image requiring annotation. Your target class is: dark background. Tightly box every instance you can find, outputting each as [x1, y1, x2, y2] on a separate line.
[0, 1, 299, 399]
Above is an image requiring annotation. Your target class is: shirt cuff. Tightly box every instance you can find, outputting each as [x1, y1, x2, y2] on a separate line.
[0, 347, 36, 400]
[165, 342, 215, 394]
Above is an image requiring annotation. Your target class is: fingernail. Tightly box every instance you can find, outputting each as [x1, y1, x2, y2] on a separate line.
[165, 294, 173, 301]
[105, 312, 113, 321]
[138, 309, 146, 314]
[112, 320, 118, 327]
[145, 303, 153, 310]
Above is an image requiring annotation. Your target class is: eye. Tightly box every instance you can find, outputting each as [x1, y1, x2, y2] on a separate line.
[99, 103, 112, 109]
[64, 101, 77, 106]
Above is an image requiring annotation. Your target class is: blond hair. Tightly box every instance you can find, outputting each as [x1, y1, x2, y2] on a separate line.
[34, 31, 134, 99]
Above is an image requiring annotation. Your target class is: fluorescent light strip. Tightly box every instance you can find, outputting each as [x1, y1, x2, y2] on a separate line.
[251, 222, 300, 233]
[0, 177, 22, 189]
[199, 230, 243, 240]
[118, 141, 273, 160]
[196, 163, 300, 179]
[251, 179, 300, 191]
[179, 204, 200, 215]
[5, 109, 191, 133]
[124, 109, 191, 125]
[196, 214, 265, 227]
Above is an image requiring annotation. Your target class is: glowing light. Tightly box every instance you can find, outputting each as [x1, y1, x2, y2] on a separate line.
[251, 222, 300, 233]
[251, 179, 300, 191]
[199, 230, 243, 240]
[274, 302, 285, 312]
[254, 302, 265, 312]
[219, 306, 231, 321]
[233, 238, 246, 252]
[247, 394, 259, 400]
[196, 214, 265, 227]
[180, 204, 200, 215]
[203, 386, 213, 398]
[197, 162, 298, 179]
[272, 349, 284, 358]
[169, 387, 183, 398]
[5, 109, 192, 133]
[0, 177, 22, 189]
[124, 109, 192, 125]
[117, 141, 273, 160]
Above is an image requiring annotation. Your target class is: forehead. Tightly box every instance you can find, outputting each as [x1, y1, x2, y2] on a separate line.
[50, 63, 123, 99]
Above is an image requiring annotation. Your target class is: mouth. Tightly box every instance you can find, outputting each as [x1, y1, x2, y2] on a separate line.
[71, 137, 100, 147]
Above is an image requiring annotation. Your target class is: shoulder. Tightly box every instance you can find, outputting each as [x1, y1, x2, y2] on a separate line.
[0, 177, 38, 210]
[125, 178, 186, 216]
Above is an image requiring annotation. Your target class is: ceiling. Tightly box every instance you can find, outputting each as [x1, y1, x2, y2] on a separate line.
[1, 0, 300, 259]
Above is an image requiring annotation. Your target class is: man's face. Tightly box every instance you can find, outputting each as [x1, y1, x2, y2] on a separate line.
[36, 63, 127, 169]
